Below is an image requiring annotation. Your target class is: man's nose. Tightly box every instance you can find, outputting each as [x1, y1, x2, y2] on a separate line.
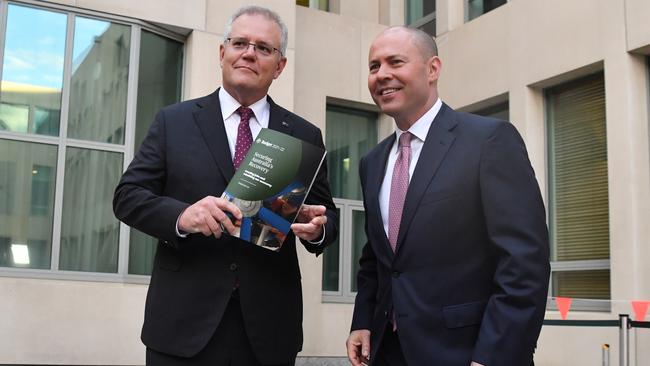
[242, 44, 257, 58]
[376, 64, 392, 79]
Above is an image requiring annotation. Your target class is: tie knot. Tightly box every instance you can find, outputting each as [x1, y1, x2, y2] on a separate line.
[236, 106, 254, 123]
[398, 131, 412, 148]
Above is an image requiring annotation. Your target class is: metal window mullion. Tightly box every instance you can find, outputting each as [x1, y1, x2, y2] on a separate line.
[50, 12, 75, 272]
[117, 24, 141, 276]
[65, 138, 126, 153]
[10, 0, 186, 42]
[0, 0, 8, 84]
[343, 203, 356, 297]
[551, 259, 610, 272]
[410, 11, 436, 28]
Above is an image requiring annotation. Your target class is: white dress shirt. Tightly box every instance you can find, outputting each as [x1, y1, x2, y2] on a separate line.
[177, 88, 325, 244]
[219, 87, 270, 158]
[379, 98, 443, 237]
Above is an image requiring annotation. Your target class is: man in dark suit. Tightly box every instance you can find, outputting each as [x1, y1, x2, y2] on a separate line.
[346, 26, 549, 366]
[113, 6, 337, 366]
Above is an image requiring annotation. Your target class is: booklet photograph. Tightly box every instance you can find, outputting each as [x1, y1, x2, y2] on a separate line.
[222, 128, 326, 251]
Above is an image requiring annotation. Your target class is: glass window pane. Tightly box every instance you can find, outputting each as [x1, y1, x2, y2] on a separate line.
[59, 148, 122, 272]
[418, 19, 436, 37]
[547, 74, 609, 262]
[0, 139, 57, 269]
[133, 30, 183, 150]
[128, 30, 183, 275]
[350, 209, 366, 292]
[67, 17, 130, 144]
[0, 4, 66, 136]
[467, 0, 507, 21]
[322, 207, 341, 291]
[407, 0, 436, 24]
[474, 101, 509, 121]
[552, 270, 610, 300]
[326, 106, 377, 200]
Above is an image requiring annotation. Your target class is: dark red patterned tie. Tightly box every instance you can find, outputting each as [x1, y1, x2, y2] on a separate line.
[388, 132, 412, 252]
[233, 106, 254, 169]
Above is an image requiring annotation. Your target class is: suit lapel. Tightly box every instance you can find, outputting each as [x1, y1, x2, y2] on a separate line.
[192, 88, 235, 182]
[267, 96, 294, 136]
[396, 104, 458, 249]
[365, 136, 395, 259]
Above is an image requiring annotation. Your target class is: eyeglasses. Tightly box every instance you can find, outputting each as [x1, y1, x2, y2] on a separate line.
[225, 37, 282, 57]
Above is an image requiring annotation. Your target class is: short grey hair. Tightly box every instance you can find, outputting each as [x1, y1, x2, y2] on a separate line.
[224, 5, 288, 56]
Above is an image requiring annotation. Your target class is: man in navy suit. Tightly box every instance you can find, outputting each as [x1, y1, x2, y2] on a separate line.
[346, 26, 549, 366]
[113, 6, 337, 366]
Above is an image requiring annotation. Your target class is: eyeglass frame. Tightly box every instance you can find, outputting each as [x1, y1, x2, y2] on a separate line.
[225, 37, 283, 57]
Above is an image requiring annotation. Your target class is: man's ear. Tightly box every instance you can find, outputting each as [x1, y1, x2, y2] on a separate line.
[219, 44, 225, 67]
[428, 56, 442, 84]
[274, 56, 287, 79]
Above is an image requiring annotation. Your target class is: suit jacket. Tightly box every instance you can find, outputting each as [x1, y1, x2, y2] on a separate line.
[113, 89, 337, 364]
[351, 104, 549, 366]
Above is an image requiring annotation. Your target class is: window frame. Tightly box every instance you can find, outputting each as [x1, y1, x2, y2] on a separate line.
[321, 98, 381, 303]
[465, 0, 507, 22]
[405, 0, 436, 36]
[0, 0, 186, 284]
[544, 72, 611, 312]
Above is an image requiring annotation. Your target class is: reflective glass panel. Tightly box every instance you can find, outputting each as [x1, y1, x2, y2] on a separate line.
[321, 207, 341, 291]
[552, 270, 610, 300]
[0, 139, 57, 269]
[467, 0, 507, 21]
[0, 5, 66, 136]
[67, 17, 130, 144]
[407, 0, 436, 24]
[128, 30, 183, 275]
[350, 209, 366, 292]
[59, 148, 122, 272]
[326, 106, 377, 200]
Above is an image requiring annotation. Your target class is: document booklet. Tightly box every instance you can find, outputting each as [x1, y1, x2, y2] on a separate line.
[221, 128, 326, 251]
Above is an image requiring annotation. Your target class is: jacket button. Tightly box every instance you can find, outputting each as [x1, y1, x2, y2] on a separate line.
[229, 263, 238, 271]
[392, 270, 401, 278]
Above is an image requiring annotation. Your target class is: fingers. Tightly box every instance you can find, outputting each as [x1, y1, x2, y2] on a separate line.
[297, 204, 326, 222]
[178, 196, 243, 238]
[346, 330, 371, 366]
[291, 219, 325, 241]
[292, 205, 328, 241]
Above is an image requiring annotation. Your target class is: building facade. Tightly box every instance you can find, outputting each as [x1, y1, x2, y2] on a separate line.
[1, 0, 649, 365]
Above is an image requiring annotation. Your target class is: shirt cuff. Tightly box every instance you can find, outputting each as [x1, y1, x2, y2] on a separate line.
[175, 211, 189, 238]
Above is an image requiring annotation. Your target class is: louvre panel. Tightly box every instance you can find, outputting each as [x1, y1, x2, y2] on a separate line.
[552, 270, 611, 299]
[547, 74, 610, 264]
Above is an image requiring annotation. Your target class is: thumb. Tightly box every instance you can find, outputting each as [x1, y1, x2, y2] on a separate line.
[361, 334, 371, 358]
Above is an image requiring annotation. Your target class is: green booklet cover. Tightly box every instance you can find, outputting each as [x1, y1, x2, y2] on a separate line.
[222, 128, 326, 251]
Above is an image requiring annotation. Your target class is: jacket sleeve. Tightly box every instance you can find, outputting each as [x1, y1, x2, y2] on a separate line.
[472, 121, 550, 366]
[350, 155, 378, 331]
[300, 128, 339, 255]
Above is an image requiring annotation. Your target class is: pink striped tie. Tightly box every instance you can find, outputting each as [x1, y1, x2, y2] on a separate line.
[233, 106, 254, 169]
[388, 132, 412, 252]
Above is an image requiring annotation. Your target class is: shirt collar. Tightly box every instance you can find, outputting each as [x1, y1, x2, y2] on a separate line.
[395, 98, 443, 144]
[219, 87, 269, 124]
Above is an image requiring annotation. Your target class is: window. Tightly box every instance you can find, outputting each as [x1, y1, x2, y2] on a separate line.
[296, 0, 329, 12]
[0, 2, 184, 278]
[546, 73, 610, 309]
[406, 0, 436, 36]
[322, 104, 377, 301]
[466, 0, 507, 21]
[129, 30, 183, 276]
[472, 101, 509, 121]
